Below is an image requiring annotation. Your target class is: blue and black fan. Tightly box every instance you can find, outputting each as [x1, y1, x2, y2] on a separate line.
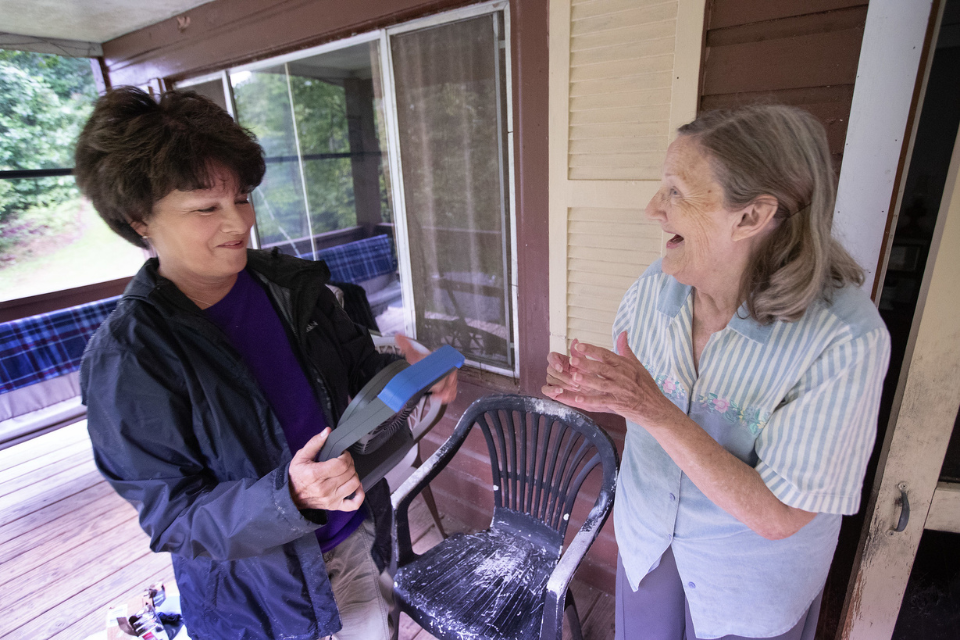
[316, 345, 464, 490]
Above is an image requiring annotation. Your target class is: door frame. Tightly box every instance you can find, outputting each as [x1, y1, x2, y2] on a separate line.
[832, 0, 936, 296]
[837, 91, 960, 640]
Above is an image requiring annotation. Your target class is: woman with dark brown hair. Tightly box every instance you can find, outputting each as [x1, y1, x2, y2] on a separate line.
[545, 105, 889, 640]
[76, 87, 455, 640]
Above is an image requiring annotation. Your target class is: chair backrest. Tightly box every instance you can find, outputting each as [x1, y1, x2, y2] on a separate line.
[457, 394, 618, 551]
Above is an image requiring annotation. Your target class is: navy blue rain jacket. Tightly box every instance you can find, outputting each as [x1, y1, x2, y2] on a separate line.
[81, 249, 396, 640]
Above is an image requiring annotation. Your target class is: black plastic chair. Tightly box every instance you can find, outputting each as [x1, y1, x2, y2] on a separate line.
[390, 394, 619, 640]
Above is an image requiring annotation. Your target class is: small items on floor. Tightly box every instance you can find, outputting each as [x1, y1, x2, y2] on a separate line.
[106, 582, 186, 640]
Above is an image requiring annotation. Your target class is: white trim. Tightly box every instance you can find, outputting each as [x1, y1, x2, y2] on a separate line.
[221, 70, 238, 119]
[0, 32, 102, 57]
[547, 0, 571, 355]
[869, 1, 942, 299]
[284, 62, 317, 258]
[503, 5, 520, 379]
[384, 0, 507, 36]
[833, 0, 936, 295]
[668, 0, 706, 139]
[176, 70, 225, 88]
[228, 31, 381, 76]
[379, 31, 418, 340]
[466, 358, 516, 378]
[491, 11, 515, 374]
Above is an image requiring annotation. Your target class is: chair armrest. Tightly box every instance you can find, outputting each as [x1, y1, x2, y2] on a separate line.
[390, 416, 471, 573]
[540, 490, 616, 640]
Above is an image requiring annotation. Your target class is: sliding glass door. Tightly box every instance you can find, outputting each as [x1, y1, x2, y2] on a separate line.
[389, 12, 513, 368]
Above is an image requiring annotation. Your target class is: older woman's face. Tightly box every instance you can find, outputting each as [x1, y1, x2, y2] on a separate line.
[645, 136, 745, 287]
[133, 167, 254, 286]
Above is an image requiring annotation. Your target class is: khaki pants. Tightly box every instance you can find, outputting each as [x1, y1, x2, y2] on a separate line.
[321, 518, 394, 640]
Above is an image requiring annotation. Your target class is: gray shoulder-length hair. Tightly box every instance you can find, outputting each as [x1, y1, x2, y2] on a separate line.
[677, 104, 864, 324]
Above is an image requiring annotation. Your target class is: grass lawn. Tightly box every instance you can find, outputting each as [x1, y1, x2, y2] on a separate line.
[0, 199, 146, 301]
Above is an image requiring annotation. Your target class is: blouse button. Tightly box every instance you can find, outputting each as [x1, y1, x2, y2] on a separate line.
[688, 582, 696, 589]
[669, 493, 676, 501]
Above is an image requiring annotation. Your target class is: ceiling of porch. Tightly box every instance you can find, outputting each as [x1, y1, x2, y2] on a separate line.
[0, 0, 214, 44]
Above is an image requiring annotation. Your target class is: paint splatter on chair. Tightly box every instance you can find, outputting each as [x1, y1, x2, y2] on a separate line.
[391, 393, 619, 640]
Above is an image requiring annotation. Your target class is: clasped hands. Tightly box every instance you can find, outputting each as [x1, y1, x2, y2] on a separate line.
[289, 334, 459, 512]
[542, 331, 676, 427]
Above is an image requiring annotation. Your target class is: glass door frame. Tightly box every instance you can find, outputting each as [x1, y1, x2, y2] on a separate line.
[382, 0, 517, 376]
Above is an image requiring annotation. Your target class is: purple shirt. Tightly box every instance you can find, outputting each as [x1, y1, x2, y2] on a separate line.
[204, 269, 364, 552]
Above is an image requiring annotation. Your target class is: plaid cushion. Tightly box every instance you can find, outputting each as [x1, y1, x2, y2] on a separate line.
[0, 296, 120, 393]
[313, 235, 397, 284]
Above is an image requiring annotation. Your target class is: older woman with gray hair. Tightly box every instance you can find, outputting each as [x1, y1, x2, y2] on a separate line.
[544, 105, 890, 640]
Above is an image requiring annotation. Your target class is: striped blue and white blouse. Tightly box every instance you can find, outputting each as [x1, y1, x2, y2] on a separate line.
[612, 259, 890, 639]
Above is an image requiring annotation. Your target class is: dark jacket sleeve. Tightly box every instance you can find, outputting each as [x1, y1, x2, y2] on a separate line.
[311, 284, 401, 401]
[81, 340, 320, 562]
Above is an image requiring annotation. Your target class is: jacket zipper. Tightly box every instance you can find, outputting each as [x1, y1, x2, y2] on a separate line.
[257, 277, 339, 428]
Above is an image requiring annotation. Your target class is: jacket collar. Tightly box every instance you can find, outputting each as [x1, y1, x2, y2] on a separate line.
[123, 258, 197, 316]
[245, 248, 330, 290]
[123, 249, 331, 315]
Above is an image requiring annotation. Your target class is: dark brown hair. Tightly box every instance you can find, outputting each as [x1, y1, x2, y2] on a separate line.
[678, 105, 864, 323]
[74, 87, 266, 248]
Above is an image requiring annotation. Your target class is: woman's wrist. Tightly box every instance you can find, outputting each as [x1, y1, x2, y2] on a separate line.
[624, 395, 687, 434]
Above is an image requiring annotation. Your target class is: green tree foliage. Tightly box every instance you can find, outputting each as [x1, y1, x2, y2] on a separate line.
[232, 69, 306, 247]
[0, 51, 97, 227]
[291, 75, 357, 236]
[233, 68, 359, 251]
[232, 60, 398, 253]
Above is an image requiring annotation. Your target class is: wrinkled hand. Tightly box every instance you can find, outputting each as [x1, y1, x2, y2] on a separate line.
[395, 334, 458, 405]
[542, 332, 678, 426]
[288, 428, 365, 511]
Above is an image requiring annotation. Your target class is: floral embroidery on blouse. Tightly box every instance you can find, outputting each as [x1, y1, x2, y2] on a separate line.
[692, 392, 771, 435]
[654, 374, 687, 406]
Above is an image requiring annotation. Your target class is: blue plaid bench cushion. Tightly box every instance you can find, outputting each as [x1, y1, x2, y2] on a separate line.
[0, 296, 120, 394]
[313, 234, 398, 285]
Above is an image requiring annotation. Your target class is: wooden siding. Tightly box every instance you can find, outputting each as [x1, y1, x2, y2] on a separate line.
[699, 0, 869, 169]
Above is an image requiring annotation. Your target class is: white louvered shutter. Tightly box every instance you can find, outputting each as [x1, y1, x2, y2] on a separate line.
[549, 0, 705, 351]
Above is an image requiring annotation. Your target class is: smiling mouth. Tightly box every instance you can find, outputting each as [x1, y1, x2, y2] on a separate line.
[666, 234, 684, 248]
[219, 239, 246, 248]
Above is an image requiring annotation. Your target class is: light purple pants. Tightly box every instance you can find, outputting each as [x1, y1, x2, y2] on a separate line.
[614, 547, 822, 640]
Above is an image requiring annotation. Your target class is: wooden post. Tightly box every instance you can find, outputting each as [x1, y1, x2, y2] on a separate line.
[838, 126, 960, 640]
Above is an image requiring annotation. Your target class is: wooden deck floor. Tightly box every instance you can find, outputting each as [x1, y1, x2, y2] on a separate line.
[0, 421, 614, 640]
